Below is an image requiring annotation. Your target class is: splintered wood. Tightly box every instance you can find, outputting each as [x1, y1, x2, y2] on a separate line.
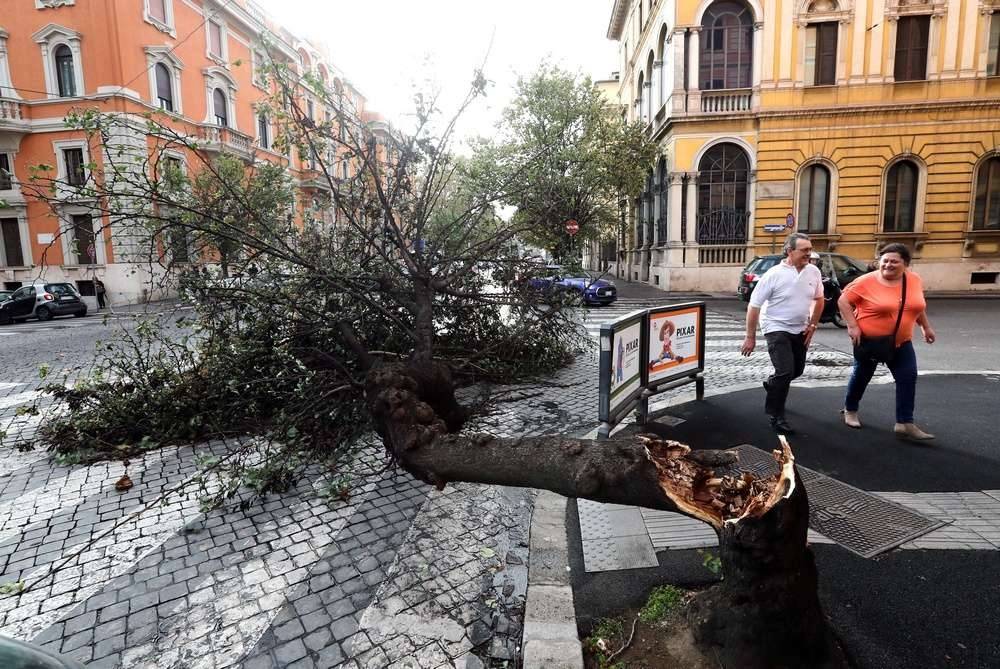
[639, 434, 796, 530]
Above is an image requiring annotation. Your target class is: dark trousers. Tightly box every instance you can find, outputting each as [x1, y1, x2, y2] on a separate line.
[97, 292, 106, 309]
[764, 331, 807, 418]
[844, 340, 917, 423]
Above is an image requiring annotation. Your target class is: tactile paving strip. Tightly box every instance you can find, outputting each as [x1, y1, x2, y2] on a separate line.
[578, 499, 658, 572]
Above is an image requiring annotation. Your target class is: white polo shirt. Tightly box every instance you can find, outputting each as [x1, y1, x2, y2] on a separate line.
[749, 261, 823, 335]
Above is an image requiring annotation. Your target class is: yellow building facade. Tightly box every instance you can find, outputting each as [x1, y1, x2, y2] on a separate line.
[598, 0, 1000, 292]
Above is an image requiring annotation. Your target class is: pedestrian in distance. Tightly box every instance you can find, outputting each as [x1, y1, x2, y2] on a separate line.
[740, 232, 825, 435]
[95, 278, 106, 311]
[837, 242, 937, 441]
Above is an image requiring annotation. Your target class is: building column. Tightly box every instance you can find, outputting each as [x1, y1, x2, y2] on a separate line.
[927, 13, 945, 80]
[653, 60, 664, 112]
[643, 81, 653, 123]
[752, 22, 763, 110]
[685, 172, 699, 266]
[747, 171, 758, 245]
[669, 29, 686, 113]
[687, 28, 701, 112]
[667, 174, 685, 265]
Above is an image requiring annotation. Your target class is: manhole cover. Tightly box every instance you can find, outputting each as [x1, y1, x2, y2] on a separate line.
[729, 446, 943, 558]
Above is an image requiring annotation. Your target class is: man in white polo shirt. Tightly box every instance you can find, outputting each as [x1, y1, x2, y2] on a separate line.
[740, 233, 824, 434]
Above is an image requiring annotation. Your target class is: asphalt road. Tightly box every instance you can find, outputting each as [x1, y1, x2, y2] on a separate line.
[573, 375, 1000, 669]
[707, 297, 1000, 373]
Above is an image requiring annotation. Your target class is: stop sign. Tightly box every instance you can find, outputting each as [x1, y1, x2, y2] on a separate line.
[565, 219, 579, 236]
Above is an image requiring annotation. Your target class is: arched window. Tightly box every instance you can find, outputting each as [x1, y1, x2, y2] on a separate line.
[213, 88, 228, 127]
[797, 164, 831, 233]
[700, 1, 753, 90]
[155, 63, 173, 111]
[55, 44, 76, 97]
[973, 156, 1000, 231]
[697, 142, 751, 244]
[883, 160, 918, 232]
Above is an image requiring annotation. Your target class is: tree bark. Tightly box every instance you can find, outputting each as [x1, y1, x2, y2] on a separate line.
[366, 362, 841, 666]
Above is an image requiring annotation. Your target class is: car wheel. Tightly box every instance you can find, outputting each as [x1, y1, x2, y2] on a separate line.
[73, 310, 87, 318]
[832, 310, 847, 329]
[36, 306, 53, 321]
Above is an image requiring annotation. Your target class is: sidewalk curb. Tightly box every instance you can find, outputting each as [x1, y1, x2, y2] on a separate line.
[522, 490, 584, 669]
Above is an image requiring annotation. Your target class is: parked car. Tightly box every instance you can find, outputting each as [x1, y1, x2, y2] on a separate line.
[0, 283, 87, 324]
[738, 252, 869, 305]
[528, 270, 618, 306]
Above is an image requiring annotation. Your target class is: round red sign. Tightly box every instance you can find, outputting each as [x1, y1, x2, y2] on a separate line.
[565, 219, 579, 236]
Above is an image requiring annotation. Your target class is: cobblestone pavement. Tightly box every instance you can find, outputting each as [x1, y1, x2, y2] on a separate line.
[4, 301, 997, 667]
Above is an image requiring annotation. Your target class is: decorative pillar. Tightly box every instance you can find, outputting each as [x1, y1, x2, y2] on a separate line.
[752, 22, 763, 110]
[747, 171, 758, 245]
[643, 81, 653, 123]
[927, 13, 945, 80]
[653, 60, 664, 112]
[687, 28, 701, 111]
[671, 28, 687, 113]
[667, 174, 685, 265]
[685, 172, 700, 265]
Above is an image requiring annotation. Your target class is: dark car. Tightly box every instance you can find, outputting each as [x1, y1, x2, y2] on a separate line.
[0, 283, 88, 324]
[528, 270, 617, 306]
[737, 253, 869, 302]
[0, 290, 12, 303]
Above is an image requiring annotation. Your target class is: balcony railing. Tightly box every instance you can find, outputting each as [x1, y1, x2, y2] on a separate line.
[198, 125, 253, 157]
[700, 89, 752, 113]
[697, 209, 750, 246]
[0, 98, 29, 132]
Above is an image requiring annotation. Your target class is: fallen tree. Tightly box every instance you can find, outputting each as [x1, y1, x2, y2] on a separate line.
[18, 57, 842, 666]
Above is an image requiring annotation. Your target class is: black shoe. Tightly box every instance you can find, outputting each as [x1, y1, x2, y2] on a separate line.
[769, 416, 795, 435]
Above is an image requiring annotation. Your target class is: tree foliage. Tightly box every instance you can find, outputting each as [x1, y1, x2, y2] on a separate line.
[471, 64, 656, 260]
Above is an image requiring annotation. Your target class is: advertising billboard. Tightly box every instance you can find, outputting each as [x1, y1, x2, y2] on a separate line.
[646, 303, 705, 386]
[599, 310, 646, 424]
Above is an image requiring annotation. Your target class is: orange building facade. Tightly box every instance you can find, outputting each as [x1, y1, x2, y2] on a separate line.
[0, 0, 378, 304]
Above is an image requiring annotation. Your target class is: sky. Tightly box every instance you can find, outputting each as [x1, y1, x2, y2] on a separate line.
[257, 0, 619, 143]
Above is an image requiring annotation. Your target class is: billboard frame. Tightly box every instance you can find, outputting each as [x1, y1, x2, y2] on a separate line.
[597, 302, 707, 439]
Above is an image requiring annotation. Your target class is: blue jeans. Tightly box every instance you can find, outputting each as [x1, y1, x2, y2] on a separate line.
[844, 340, 918, 423]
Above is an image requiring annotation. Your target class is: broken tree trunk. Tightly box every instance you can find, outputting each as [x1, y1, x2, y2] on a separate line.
[366, 362, 841, 667]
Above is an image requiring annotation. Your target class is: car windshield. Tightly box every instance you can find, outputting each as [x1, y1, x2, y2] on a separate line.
[44, 283, 77, 296]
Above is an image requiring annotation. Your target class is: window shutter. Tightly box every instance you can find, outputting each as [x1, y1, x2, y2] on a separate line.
[213, 88, 227, 126]
[817, 23, 837, 85]
[209, 21, 223, 57]
[988, 16, 1000, 77]
[149, 0, 166, 22]
[155, 64, 173, 110]
[805, 26, 817, 86]
[895, 17, 929, 81]
[1, 218, 24, 267]
[0, 154, 11, 190]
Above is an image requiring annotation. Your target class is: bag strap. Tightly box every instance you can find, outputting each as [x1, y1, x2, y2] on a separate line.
[892, 273, 907, 338]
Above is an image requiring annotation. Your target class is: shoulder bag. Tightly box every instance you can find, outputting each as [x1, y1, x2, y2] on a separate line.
[853, 273, 906, 364]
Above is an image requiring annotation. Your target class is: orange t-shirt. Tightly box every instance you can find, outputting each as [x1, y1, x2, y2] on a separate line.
[842, 271, 926, 346]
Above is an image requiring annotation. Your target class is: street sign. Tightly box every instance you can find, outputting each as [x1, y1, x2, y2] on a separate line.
[86, 243, 96, 262]
[763, 224, 785, 233]
[565, 219, 579, 236]
[785, 213, 795, 229]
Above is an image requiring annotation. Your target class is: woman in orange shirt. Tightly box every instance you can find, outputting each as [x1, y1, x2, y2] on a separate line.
[837, 243, 937, 440]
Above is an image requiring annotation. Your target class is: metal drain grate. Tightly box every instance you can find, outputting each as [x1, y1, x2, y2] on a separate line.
[732, 445, 945, 558]
[803, 477, 946, 558]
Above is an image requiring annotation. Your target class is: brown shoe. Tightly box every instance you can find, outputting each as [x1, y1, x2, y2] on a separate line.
[841, 410, 862, 429]
[894, 423, 935, 441]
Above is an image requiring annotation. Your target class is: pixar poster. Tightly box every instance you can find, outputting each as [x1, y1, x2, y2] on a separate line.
[647, 305, 701, 384]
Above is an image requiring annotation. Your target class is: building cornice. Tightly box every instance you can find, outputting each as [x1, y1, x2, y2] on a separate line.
[607, 0, 631, 40]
